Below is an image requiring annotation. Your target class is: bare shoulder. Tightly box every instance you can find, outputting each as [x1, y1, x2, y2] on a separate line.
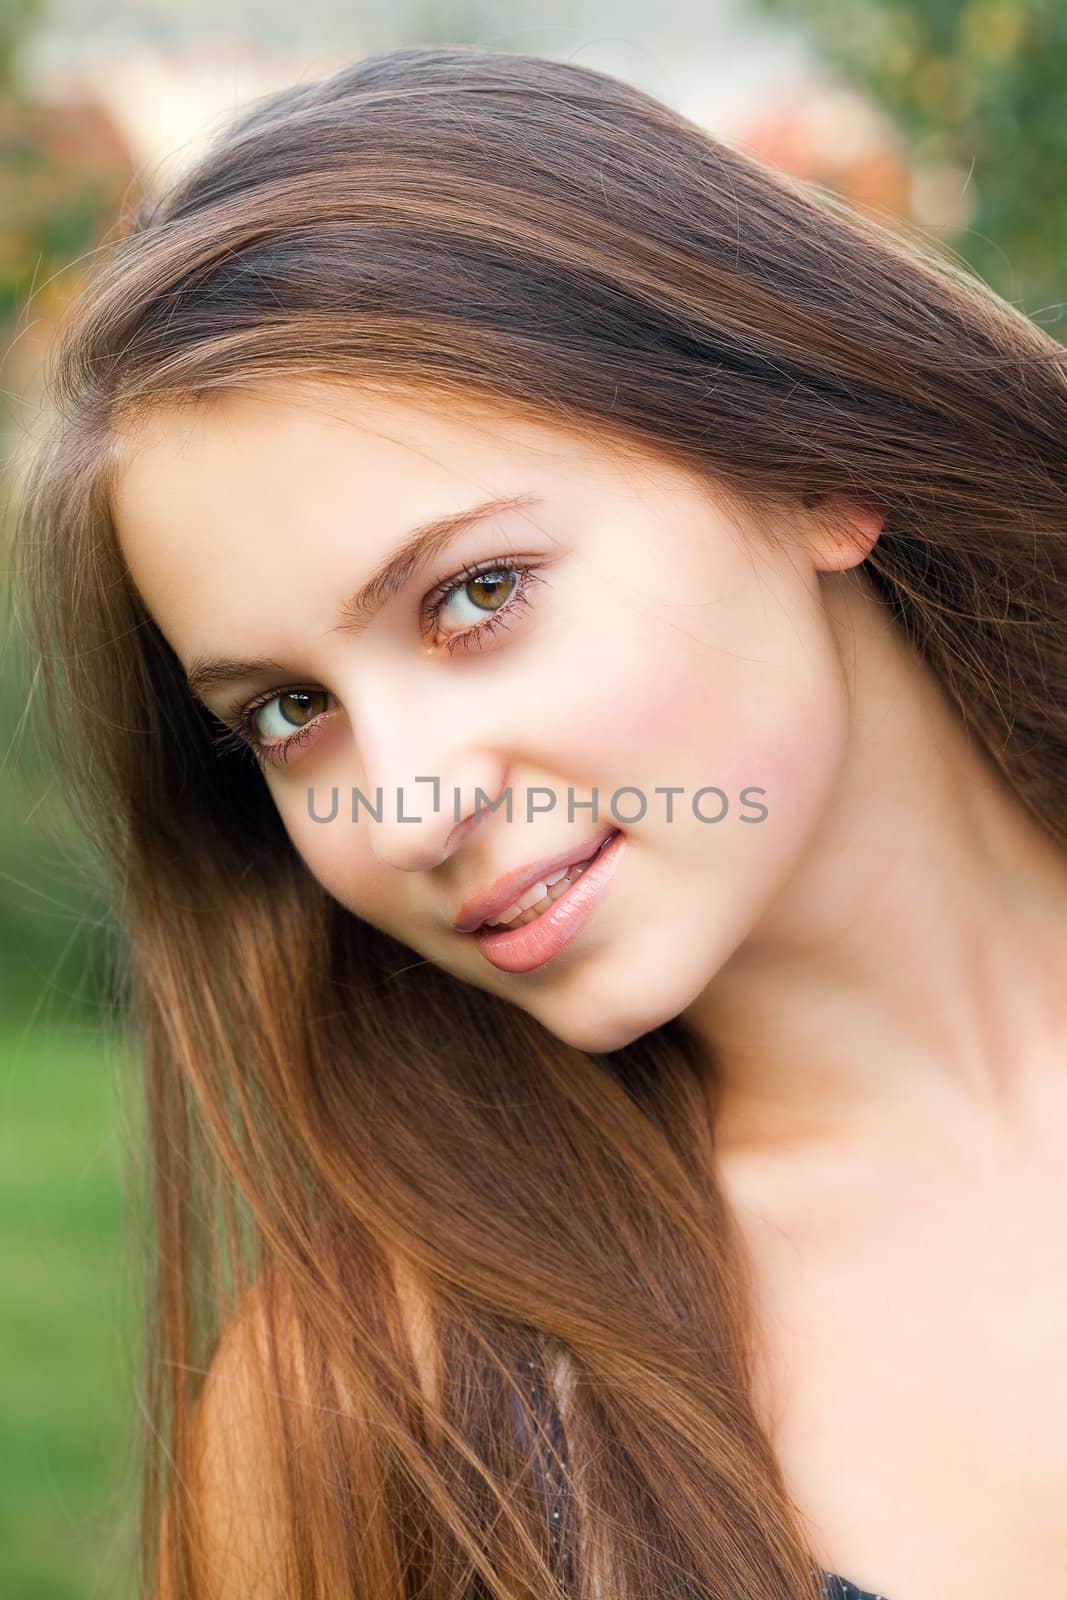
[154, 1253, 440, 1599]
[154, 1272, 302, 1600]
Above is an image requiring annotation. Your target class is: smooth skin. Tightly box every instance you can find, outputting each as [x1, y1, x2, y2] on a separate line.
[113, 381, 1067, 1599]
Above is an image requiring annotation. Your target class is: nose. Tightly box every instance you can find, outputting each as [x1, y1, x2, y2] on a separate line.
[348, 679, 509, 872]
[367, 762, 511, 872]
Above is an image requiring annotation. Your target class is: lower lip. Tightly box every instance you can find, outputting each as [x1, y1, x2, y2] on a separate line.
[471, 830, 625, 973]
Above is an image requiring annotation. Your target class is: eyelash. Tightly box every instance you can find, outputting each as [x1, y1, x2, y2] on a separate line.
[210, 556, 545, 770]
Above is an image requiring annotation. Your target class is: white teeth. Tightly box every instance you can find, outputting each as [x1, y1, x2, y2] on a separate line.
[485, 858, 592, 929]
[514, 880, 550, 914]
[490, 880, 547, 926]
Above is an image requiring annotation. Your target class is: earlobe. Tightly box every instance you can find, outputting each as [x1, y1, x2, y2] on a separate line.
[810, 501, 885, 573]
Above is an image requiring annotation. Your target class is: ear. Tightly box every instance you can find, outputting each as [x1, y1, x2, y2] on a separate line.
[806, 499, 885, 573]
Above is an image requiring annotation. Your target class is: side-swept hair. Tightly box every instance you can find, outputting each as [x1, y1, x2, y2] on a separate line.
[12, 43, 1067, 1600]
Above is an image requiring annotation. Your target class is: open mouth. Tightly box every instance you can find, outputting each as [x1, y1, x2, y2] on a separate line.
[481, 830, 619, 930]
[472, 827, 625, 975]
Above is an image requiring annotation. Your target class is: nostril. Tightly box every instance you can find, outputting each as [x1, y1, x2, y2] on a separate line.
[443, 812, 481, 856]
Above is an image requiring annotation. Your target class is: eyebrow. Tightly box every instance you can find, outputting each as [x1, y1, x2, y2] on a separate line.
[185, 490, 542, 703]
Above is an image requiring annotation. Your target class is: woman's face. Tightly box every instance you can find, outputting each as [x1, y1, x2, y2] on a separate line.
[112, 381, 876, 1053]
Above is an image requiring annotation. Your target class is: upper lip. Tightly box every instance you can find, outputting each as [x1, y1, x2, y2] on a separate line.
[452, 826, 620, 934]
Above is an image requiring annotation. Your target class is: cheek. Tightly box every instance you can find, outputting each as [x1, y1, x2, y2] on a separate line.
[575, 596, 851, 871]
[279, 796, 403, 929]
[507, 605, 714, 784]
[538, 592, 847, 804]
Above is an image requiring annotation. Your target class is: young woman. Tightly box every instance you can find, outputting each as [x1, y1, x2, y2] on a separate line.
[14, 41, 1067, 1600]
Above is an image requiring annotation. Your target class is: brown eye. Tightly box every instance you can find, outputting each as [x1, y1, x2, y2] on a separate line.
[254, 689, 330, 741]
[437, 567, 519, 631]
[463, 571, 516, 613]
[423, 558, 544, 655]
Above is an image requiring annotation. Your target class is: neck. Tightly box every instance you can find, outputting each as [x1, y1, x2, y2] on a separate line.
[683, 570, 1067, 1164]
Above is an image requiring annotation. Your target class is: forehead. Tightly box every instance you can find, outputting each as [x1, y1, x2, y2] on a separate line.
[109, 379, 658, 550]
[106, 380, 704, 668]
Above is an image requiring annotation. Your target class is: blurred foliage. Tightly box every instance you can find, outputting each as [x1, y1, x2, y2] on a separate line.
[1, 0, 132, 1024]
[0, 0, 44, 91]
[755, 0, 1067, 320]
[0, 1015, 136, 1598]
[0, 595, 125, 1025]
[0, 86, 132, 327]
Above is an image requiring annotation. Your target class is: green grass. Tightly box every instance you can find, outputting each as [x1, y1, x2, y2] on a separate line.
[1, 1014, 138, 1599]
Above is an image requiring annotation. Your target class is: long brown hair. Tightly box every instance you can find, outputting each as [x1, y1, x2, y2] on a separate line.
[12, 42, 1067, 1600]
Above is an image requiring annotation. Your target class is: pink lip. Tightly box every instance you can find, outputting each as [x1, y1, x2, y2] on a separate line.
[453, 826, 621, 934]
[475, 829, 626, 973]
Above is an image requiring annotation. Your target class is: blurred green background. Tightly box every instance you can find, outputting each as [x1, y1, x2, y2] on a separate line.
[1, 0, 1063, 1593]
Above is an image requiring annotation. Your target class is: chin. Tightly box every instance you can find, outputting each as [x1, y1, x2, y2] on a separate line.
[538, 980, 687, 1056]
[549, 1011, 657, 1055]
[515, 923, 716, 1056]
